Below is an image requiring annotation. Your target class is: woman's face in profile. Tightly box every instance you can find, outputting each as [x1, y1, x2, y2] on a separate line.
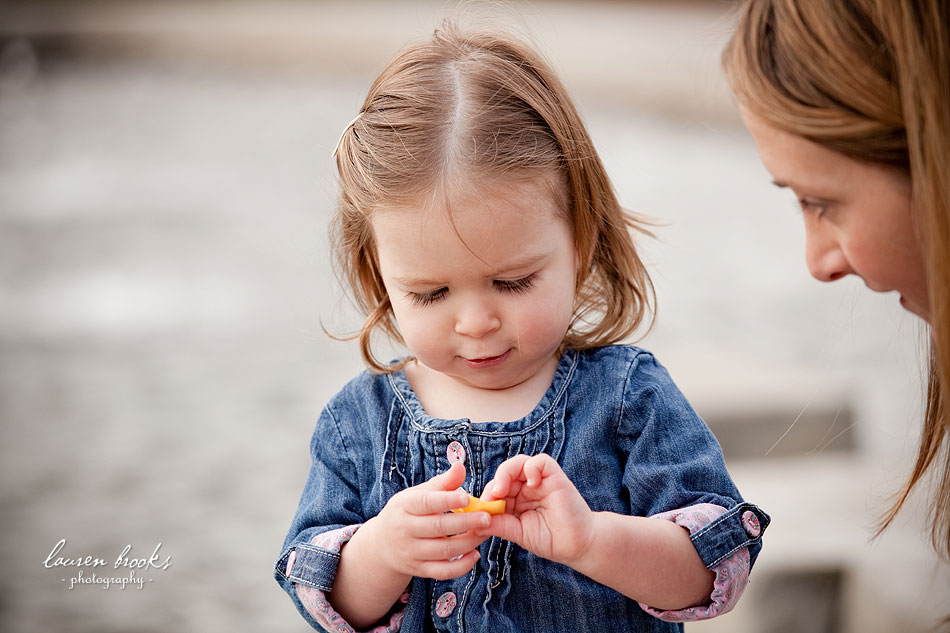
[741, 110, 930, 323]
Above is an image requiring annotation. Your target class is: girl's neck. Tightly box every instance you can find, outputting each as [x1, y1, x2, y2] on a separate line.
[404, 355, 561, 423]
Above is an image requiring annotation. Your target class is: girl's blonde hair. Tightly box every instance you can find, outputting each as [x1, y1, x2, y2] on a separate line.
[332, 23, 654, 373]
[723, 0, 950, 557]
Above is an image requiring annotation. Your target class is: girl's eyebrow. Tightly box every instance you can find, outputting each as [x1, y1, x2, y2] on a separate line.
[394, 274, 446, 287]
[488, 253, 547, 276]
[394, 253, 548, 287]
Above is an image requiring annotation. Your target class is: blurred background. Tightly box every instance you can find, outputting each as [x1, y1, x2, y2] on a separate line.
[1, 1, 948, 631]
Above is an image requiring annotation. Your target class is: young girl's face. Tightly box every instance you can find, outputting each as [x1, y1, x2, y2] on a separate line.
[742, 109, 930, 322]
[372, 175, 579, 392]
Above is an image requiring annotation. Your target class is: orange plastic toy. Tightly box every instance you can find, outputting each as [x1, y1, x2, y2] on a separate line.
[451, 494, 506, 515]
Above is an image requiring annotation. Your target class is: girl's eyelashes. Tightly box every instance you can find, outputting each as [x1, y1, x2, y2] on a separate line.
[494, 272, 537, 294]
[405, 273, 538, 307]
[408, 287, 448, 307]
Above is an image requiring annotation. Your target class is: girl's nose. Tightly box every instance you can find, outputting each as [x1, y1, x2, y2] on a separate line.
[804, 224, 849, 282]
[454, 300, 501, 338]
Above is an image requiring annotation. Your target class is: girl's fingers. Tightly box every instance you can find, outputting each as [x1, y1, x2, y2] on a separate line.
[523, 453, 559, 487]
[475, 513, 524, 544]
[421, 460, 467, 491]
[416, 547, 481, 581]
[408, 489, 471, 516]
[410, 509, 491, 538]
[413, 531, 486, 562]
[486, 454, 532, 499]
[481, 476, 502, 501]
[406, 462, 469, 515]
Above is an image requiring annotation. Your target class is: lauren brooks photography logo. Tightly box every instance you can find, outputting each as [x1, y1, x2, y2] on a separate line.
[43, 538, 173, 590]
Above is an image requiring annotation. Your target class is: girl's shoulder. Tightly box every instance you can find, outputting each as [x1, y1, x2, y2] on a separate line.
[323, 365, 401, 419]
[576, 344, 662, 371]
[575, 344, 678, 390]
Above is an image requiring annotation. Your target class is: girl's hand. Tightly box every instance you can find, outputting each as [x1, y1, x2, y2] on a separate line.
[479, 454, 595, 566]
[363, 461, 490, 580]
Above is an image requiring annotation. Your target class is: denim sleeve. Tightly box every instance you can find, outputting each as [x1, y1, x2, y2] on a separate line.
[616, 351, 769, 570]
[274, 404, 367, 631]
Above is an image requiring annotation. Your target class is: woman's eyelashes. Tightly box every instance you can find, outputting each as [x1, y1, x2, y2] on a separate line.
[406, 273, 538, 307]
[796, 196, 828, 217]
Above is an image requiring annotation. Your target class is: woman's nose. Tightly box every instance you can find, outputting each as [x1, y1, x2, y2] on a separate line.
[454, 299, 501, 338]
[804, 223, 849, 282]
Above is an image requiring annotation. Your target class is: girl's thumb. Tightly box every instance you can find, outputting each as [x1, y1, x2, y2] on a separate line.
[426, 460, 466, 490]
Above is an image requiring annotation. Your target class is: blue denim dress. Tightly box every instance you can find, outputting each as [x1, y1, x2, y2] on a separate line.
[275, 346, 769, 632]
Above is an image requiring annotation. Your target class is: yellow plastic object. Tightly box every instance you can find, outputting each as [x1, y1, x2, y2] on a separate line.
[451, 494, 506, 515]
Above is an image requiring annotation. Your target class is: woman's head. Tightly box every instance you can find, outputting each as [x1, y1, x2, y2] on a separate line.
[740, 109, 928, 319]
[722, 0, 949, 317]
[724, 0, 950, 556]
[722, 0, 931, 317]
[333, 23, 654, 372]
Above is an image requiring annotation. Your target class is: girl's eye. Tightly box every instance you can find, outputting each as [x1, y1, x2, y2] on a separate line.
[494, 273, 537, 294]
[408, 287, 447, 307]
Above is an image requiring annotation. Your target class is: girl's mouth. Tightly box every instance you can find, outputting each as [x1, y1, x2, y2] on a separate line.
[461, 349, 511, 369]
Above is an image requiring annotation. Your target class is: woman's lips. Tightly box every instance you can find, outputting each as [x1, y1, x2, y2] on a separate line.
[460, 349, 511, 369]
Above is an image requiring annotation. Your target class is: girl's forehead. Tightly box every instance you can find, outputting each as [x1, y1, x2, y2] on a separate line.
[371, 177, 574, 273]
[375, 172, 568, 224]
[375, 185, 564, 238]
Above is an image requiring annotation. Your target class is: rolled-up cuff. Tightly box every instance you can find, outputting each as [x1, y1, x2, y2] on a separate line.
[283, 525, 410, 633]
[276, 525, 359, 591]
[295, 583, 409, 633]
[640, 503, 751, 622]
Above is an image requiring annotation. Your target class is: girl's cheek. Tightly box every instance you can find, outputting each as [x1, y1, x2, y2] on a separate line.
[401, 317, 441, 354]
[516, 303, 570, 346]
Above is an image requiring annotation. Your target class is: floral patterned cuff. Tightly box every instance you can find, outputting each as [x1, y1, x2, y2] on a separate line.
[285, 526, 410, 633]
[639, 503, 751, 622]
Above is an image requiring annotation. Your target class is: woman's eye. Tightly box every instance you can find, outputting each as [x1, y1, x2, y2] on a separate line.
[797, 197, 827, 217]
[495, 273, 537, 294]
[408, 287, 447, 307]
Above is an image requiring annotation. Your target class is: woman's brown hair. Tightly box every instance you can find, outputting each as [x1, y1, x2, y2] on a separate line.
[723, 0, 950, 557]
[332, 22, 654, 372]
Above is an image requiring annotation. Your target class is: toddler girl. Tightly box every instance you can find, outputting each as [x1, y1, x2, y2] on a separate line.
[275, 23, 769, 632]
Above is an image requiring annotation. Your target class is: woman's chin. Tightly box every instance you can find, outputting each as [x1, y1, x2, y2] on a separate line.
[899, 294, 931, 323]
